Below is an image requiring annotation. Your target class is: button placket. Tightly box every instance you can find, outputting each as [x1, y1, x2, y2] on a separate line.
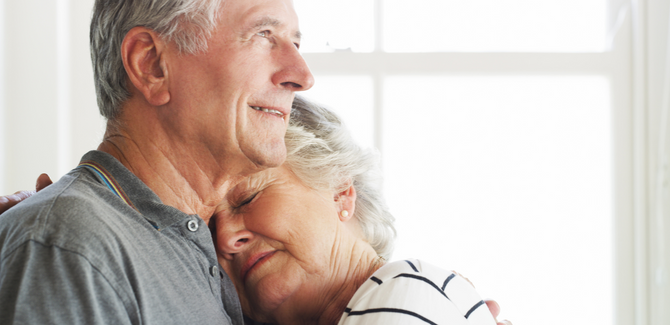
[181, 216, 220, 294]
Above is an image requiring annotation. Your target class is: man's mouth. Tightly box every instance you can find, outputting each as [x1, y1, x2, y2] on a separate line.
[251, 106, 284, 118]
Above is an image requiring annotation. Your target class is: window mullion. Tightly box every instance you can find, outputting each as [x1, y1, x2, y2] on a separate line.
[304, 52, 617, 75]
[374, 0, 383, 52]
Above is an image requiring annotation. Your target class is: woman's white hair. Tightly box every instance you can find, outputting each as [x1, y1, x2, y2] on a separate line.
[285, 96, 396, 260]
[90, 0, 223, 120]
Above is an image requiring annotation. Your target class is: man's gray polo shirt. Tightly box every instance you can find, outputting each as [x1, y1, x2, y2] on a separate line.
[0, 150, 243, 324]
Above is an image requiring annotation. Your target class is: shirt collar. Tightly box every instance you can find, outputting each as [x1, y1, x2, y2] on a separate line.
[78, 150, 198, 230]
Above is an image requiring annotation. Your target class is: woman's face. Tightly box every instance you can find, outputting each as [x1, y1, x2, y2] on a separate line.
[213, 165, 355, 322]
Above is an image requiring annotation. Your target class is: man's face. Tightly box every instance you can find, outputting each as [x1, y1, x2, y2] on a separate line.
[165, 0, 314, 169]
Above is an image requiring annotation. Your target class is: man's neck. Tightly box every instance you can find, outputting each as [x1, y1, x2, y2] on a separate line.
[97, 128, 254, 224]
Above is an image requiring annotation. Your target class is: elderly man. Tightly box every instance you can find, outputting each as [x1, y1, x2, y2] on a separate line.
[0, 0, 312, 324]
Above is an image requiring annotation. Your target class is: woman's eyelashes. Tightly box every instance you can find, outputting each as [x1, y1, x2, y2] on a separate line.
[236, 192, 259, 209]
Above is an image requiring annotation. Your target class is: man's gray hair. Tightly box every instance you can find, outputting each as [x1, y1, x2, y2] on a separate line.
[90, 0, 223, 120]
[286, 96, 396, 260]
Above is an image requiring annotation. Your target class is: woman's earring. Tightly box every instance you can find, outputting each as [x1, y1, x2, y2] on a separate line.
[341, 210, 349, 218]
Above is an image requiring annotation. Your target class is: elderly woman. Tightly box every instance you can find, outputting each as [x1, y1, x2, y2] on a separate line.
[212, 96, 497, 325]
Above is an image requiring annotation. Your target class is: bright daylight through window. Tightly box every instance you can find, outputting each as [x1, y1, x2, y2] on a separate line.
[296, 1, 613, 325]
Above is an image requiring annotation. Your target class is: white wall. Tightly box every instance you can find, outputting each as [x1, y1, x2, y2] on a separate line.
[0, 0, 102, 194]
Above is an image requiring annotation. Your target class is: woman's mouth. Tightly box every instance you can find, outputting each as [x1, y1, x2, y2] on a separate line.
[241, 251, 276, 283]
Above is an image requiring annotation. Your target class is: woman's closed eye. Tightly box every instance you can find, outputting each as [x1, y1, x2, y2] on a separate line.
[236, 192, 259, 209]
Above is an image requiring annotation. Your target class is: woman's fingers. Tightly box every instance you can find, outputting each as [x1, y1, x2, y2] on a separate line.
[485, 300, 500, 318]
[0, 190, 35, 214]
[36, 173, 53, 192]
[484, 299, 512, 325]
[0, 173, 53, 215]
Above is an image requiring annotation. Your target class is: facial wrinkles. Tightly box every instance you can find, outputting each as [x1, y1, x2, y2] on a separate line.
[273, 188, 340, 296]
[262, 220, 355, 324]
[245, 22, 302, 51]
[228, 169, 276, 207]
[248, 17, 283, 36]
[232, 5, 305, 119]
[239, 41, 298, 113]
[220, 168, 364, 323]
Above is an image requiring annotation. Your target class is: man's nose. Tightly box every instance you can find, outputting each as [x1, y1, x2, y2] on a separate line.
[272, 42, 315, 92]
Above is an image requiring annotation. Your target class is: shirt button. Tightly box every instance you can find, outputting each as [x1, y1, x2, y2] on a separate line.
[187, 220, 199, 232]
[210, 265, 218, 277]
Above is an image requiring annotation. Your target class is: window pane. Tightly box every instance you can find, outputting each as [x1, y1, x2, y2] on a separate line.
[384, 0, 608, 52]
[383, 76, 612, 325]
[300, 75, 375, 149]
[294, 0, 375, 53]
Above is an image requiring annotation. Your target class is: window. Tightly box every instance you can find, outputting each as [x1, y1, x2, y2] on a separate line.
[296, 1, 628, 324]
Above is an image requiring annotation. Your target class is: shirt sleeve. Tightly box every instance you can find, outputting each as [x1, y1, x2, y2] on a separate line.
[0, 241, 134, 324]
[339, 260, 496, 325]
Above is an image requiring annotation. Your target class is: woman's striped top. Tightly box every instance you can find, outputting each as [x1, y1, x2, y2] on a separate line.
[338, 259, 496, 325]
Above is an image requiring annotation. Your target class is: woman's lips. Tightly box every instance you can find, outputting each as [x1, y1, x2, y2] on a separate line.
[241, 251, 276, 283]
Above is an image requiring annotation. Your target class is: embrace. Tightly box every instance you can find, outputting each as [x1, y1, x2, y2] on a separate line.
[0, 0, 511, 324]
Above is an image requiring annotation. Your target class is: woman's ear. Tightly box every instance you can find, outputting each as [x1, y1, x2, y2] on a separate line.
[121, 26, 170, 106]
[335, 184, 357, 222]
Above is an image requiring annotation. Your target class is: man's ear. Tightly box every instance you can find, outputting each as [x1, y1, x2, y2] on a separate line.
[335, 184, 357, 222]
[121, 26, 170, 106]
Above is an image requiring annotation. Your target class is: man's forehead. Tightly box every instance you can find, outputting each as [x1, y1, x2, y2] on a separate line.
[227, 0, 301, 38]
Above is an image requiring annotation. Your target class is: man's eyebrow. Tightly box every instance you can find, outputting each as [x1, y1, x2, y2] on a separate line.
[250, 17, 302, 40]
[252, 17, 281, 29]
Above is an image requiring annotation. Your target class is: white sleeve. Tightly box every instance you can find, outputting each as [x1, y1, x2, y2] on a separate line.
[339, 259, 496, 325]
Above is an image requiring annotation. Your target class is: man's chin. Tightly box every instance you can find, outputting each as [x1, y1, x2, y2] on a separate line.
[245, 145, 287, 169]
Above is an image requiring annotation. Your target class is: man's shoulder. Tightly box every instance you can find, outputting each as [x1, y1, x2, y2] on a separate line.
[0, 169, 140, 259]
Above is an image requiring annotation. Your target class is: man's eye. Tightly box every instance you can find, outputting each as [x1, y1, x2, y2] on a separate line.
[256, 30, 269, 38]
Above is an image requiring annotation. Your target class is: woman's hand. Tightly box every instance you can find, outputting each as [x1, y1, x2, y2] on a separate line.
[485, 300, 512, 325]
[0, 173, 52, 214]
[452, 271, 512, 325]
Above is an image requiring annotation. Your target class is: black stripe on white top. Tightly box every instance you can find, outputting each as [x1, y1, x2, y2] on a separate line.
[405, 260, 419, 272]
[393, 273, 450, 300]
[344, 308, 438, 325]
[442, 273, 456, 291]
[340, 259, 492, 324]
[465, 300, 487, 319]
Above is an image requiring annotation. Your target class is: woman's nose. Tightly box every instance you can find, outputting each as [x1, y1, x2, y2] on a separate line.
[213, 214, 254, 260]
